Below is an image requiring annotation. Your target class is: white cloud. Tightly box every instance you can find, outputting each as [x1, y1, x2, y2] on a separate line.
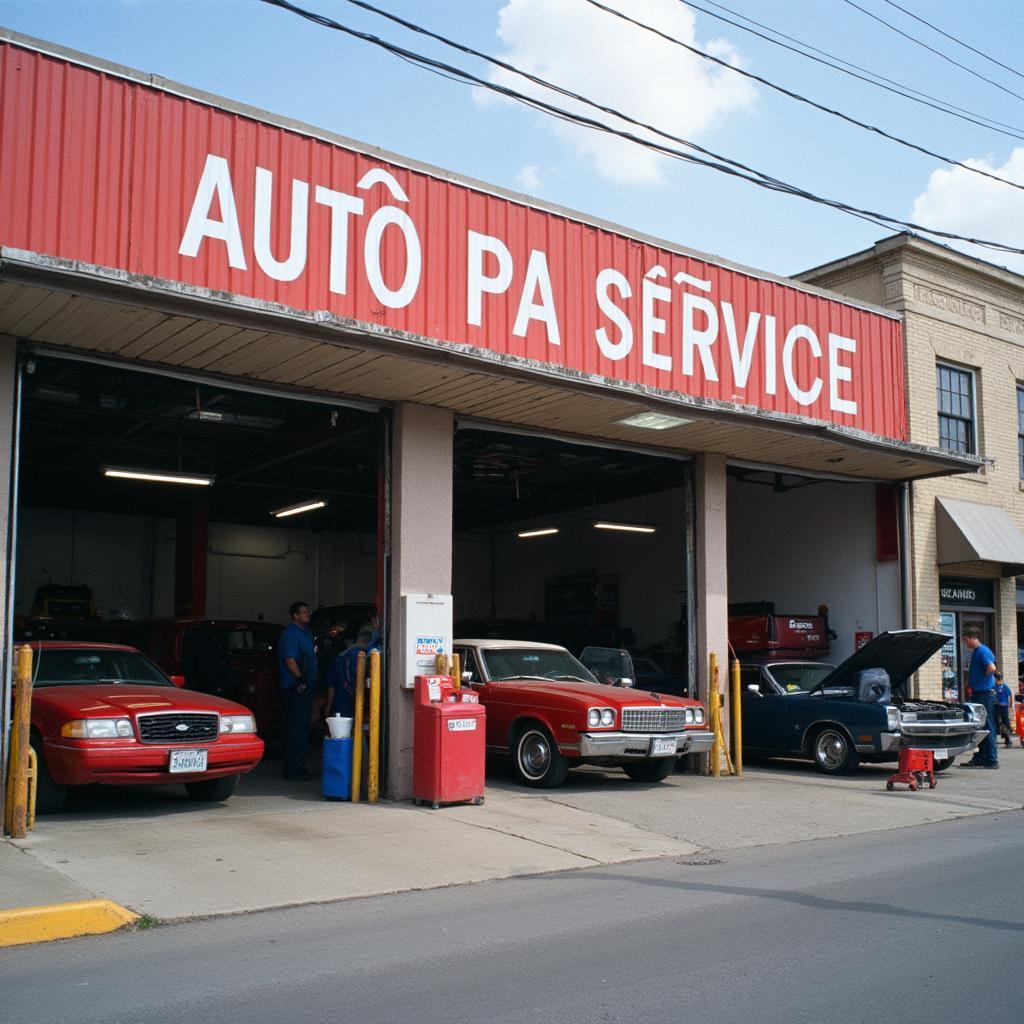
[516, 164, 544, 192]
[911, 149, 1024, 273]
[481, 0, 756, 185]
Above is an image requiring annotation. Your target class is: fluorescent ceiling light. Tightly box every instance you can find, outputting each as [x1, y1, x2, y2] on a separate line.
[616, 412, 692, 430]
[104, 468, 214, 487]
[272, 499, 327, 519]
[594, 521, 656, 534]
[517, 527, 559, 538]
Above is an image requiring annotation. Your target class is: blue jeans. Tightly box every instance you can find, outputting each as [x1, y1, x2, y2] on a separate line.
[970, 689, 998, 765]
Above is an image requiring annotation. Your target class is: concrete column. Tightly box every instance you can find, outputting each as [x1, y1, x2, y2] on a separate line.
[694, 453, 729, 766]
[0, 337, 18, 810]
[386, 403, 453, 799]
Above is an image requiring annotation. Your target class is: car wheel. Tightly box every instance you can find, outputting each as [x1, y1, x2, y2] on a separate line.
[810, 727, 860, 774]
[30, 733, 67, 815]
[185, 774, 240, 802]
[512, 724, 569, 788]
[933, 756, 956, 773]
[623, 757, 677, 783]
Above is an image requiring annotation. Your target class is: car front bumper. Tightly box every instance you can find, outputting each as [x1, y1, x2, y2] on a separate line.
[577, 730, 714, 758]
[44, 736, 266, 786]
[867, 728, 989, 757]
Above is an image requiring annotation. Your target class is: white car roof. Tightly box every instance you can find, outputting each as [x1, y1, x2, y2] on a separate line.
[454, 638, 570, 652]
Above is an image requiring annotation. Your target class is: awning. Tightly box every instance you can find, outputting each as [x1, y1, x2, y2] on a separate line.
[936, 497, 1024, 576]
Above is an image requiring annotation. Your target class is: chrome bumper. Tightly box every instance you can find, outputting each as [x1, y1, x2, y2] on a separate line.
[871, 728, 989, 756]
[578, 730, 714, 758]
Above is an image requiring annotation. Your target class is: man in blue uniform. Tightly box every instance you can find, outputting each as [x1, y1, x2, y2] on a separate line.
[278, 601, 318, 781]
[994, 675, 1013, 748]
[960, 628, 999, 769]
[325, 626, 377, 720]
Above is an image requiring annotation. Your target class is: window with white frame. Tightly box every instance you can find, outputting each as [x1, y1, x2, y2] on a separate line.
[1018, 386, 1024, 479]
[936, 363, 975, 455]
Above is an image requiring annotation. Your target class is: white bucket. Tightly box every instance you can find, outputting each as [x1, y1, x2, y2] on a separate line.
[327, 715, 353, 739]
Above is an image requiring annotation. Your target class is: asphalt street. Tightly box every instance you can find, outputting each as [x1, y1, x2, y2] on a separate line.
[3, 811, 1022, 1024]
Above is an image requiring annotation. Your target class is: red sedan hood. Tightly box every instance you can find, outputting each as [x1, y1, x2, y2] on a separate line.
[31, 684, 253, 717]
[491, 677, 699, 708]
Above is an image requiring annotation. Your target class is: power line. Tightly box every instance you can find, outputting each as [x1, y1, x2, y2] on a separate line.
[691, 0, 1024, 141]
[586, 0, 1024, 195]
[880, 0, 1024, 83]
[258, 0, 1024, 256]
[841, 0, 1024, 104]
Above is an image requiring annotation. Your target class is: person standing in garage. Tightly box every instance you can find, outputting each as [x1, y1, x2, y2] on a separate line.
[279, 601, 318, 781]
[325, 626, 378, 721]
[960, 628, 999, 770]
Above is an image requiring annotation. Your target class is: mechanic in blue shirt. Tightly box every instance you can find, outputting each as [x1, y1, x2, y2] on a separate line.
[278, 601, 318, 781]
[325, 626, 378, 720]
[994, 675, 1014, 749]
[960, 628, 999, 769]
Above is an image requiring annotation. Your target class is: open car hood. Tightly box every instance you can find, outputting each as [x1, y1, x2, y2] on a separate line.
[810, 630, 950, 694]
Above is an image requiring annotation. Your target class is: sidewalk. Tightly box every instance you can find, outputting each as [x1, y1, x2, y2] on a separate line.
[3, 750, 1021, 924]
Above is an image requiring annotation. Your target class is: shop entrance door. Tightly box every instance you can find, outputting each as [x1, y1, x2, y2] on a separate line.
[938, 609, 995, 700]
[961, 613, 994, 698]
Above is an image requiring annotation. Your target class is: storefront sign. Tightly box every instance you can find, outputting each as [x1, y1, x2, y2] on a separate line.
[0, 39, 907, 440]
[939, 577, 994, 608]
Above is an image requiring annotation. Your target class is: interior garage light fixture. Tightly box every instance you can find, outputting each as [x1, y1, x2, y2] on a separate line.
[517, 527, 559, 539]
[615, 412, 692, 430]
[594, 521, 656, 534]
[272, 499, 327, 519]
[104, 467, 214, 487]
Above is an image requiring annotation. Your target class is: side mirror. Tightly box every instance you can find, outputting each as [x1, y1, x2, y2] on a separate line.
[746, 684, 761, 696]
[170, 674, 186, 688]
[461, 671, 473, 685]
[618, 677, 634, 688]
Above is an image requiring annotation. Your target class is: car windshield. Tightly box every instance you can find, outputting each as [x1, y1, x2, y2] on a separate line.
[207, 627, 278, 653]
[480, 648, 598, 683]
[764, 663, 834, 694]
[32, 649, 171, 687]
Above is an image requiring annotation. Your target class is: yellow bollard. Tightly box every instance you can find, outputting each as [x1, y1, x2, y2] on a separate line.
[367, 650, 381, 804]
[350, 651, 367, 803]
[4, 645, 34, 838]
[730, 657, 743, 778]
[452, 652, 461, 691]
[26, 747, 37, 832]
[709, 652, 721, 778]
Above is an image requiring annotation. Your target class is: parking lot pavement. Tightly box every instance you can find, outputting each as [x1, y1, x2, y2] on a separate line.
[2, 747, 1021, 924]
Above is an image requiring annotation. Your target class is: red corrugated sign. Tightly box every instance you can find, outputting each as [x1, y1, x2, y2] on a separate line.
[0, 40, 907, 440]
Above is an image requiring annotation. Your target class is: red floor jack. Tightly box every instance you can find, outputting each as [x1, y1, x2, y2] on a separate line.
[886, 748, 936, 791]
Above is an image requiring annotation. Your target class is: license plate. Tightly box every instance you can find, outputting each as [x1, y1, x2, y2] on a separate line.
[169, 749, 208, 773]
[932, 749, 947, 760]
[651, 737, 678, 756]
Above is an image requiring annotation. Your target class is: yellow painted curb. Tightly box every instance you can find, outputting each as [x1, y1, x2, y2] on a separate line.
[0, 899, 140, 947]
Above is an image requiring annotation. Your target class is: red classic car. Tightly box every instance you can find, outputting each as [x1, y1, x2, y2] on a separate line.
[453, 639, 713, 787]
[23, 641, 265, 813]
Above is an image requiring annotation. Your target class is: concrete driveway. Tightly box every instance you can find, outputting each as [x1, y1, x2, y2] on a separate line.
[2, 746, 1021, 922]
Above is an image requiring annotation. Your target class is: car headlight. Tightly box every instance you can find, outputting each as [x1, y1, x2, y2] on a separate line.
[588, 708, 615, 728]
[693, 707, 705, 725]
[684, 707, 695, 724]
[966, 702, 987, 726]
[61, 718, 133, 739]
[220, 714, 256, 734]
[600, 708, 615, 727]
[886, 705, 901, 731]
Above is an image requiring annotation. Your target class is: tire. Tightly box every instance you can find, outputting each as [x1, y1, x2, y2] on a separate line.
[623, 757, 677, 783]
[511, 724, 569, 788]
[185, 774, 239, 802]
[809, 726, 860, 774]
[933, 756, 956, 773]
[30, 733, 68, 814]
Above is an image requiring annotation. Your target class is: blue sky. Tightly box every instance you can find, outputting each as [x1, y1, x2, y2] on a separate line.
[3, 0, 1024, 277]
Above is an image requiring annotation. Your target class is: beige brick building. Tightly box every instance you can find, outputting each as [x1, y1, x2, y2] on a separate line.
[800, 234, 1024, 699]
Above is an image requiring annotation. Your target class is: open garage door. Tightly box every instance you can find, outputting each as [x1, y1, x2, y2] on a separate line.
[452, 425, 693, 697]
[13, 353, 386, 794]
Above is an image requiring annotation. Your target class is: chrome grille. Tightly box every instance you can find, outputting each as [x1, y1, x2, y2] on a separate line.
[137, 713, 219, 744]
[621, 707, 686, 733]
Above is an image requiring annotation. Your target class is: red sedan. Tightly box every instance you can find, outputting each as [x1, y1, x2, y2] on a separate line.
[24, 642, 265, 813]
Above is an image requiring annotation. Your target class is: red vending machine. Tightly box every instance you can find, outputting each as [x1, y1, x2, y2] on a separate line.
[412, 675, 486, 809]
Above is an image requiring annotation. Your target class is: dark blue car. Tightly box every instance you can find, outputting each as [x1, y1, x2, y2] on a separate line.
[741, 630, 988, 774]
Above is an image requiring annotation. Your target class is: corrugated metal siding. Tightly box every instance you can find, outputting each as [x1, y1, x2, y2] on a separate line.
[0, 40, 907, 440]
